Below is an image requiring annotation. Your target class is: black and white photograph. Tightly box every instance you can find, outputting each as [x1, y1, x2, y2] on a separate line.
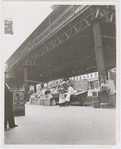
[1, 1, 120, 148]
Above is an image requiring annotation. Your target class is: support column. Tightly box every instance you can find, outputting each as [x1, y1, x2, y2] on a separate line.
[92, 18, 109, 103]
[24, 66, 29, 102]
[92, 18, 106, 84]
[34, 84, 37, 93]
[105, 68, 109, 80]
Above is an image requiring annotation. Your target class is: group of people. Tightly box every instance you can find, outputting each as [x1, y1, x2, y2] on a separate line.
[29, 79, 76, 107]
[41, 81, 76, 107]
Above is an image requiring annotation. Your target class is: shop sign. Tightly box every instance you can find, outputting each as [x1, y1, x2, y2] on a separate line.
[72, 80, 88, 91]
[13, 91, 25, 111]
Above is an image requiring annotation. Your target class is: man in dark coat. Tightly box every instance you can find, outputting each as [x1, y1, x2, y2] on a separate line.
[4, 84, 18, 130]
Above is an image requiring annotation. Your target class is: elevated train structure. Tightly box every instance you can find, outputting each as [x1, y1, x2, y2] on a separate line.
[5, 5, 116, 101]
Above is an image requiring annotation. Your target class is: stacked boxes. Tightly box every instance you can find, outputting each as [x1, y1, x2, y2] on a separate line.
[92, 89, 100, 108]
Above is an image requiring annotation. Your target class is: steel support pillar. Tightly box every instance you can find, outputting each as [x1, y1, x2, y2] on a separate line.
[34, 84, 37, 93]
[92, 18, 109, 103]
[24, 67, 29, 102]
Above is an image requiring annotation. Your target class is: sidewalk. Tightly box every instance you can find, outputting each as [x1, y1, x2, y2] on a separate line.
[4, 104, 116, 145]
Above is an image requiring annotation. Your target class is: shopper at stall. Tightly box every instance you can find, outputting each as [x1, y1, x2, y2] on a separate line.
[42, 84, 48, 94]
[58, 87, 66, 107]
[45, 87, 52, 101]
[65, 83, 75, 106]
[4, 84, 18, 131]
[50, 86, 59, 106]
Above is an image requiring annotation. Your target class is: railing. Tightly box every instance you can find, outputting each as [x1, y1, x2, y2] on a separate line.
[51, 6, 74, 33]
[9, 5, 87, 68]
[36, 28, 50, 45]
[50, 5, 86, 34]
[35, 5, 86, 48]
[34, 5, 86, 48]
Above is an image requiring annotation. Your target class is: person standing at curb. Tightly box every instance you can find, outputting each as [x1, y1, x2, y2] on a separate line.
[4, 84, 18, 131]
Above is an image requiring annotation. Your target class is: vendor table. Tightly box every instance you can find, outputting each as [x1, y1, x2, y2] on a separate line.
[65, 91, 88, 106]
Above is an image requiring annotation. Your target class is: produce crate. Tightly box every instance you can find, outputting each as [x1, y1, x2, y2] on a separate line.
[51, 99, 56, 106]
[108, 94, 116, 108]
[93, 102, 100, 108]
[37, 99, 41, 105]
[44, 100, 47, 106]
[41, 100, 44, 105]
[92, 97, 100, 103]
[46, 100, 51, 106]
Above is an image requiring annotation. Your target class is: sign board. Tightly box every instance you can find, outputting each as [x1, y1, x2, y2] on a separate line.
[4, 18, 13, 34]
[13, 91, 25, 116]
[71, 80, 88, 91]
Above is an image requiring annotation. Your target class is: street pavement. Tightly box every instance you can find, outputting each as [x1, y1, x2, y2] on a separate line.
[4, 104, 116, 145]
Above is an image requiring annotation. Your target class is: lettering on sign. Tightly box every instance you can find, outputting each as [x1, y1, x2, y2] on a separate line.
[13, 91, 25, 111]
